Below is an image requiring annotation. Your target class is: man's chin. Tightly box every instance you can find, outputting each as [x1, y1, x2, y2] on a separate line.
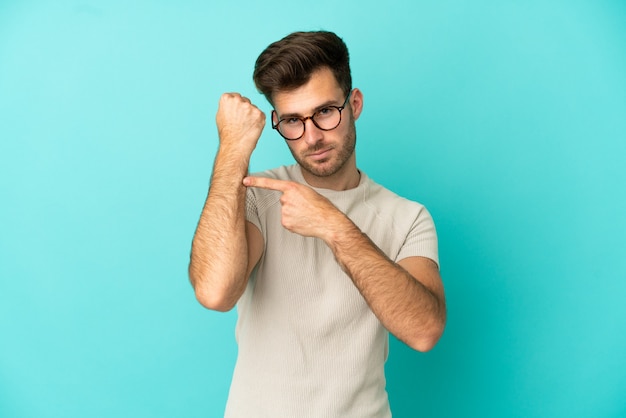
[299, 159, 338, 178]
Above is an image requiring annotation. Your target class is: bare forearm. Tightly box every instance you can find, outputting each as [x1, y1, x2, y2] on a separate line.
[189, 93, 265, 311]
[189, 147, 250, 311]
[325, 216, 446, 351]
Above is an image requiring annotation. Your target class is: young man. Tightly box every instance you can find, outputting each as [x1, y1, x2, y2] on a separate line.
[189, 31, 446, 417]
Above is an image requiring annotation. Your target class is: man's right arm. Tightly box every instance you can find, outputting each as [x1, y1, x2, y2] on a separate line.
[188, 93, 265, 312]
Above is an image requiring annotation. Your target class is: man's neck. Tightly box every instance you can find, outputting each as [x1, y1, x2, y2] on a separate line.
[299, 164, 361, 191]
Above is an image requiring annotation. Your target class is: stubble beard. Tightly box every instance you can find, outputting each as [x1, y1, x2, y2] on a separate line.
[290, 120, 357, 178]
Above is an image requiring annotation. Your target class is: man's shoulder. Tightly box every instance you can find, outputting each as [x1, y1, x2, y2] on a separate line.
[364, 176, 427, 213]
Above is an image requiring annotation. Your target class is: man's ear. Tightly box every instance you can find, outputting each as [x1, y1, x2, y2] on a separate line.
[350, 88, 364, 120]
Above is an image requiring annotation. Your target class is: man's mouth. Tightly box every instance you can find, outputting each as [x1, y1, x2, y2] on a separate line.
[308, 147, 332, 160]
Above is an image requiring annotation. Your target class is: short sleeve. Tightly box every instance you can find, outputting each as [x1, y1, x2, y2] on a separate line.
[395, 206, 439, 267]
[245, 187, 262, 233]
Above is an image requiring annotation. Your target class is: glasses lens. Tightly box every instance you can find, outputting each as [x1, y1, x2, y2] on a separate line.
[313, 107, 341, 130]
[278, 118, 305, 140]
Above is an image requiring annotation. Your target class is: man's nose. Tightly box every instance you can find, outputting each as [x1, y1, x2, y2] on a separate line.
[302, 118, 323, 145]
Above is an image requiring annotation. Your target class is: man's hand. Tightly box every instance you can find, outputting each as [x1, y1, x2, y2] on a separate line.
[243, 176, 348, 241]
[216, 93, 266, 155]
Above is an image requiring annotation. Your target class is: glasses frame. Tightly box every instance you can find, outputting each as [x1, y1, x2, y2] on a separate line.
[271, 91, 352, 141]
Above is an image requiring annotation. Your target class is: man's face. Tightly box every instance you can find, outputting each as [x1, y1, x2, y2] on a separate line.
[271, 67, 360, 180]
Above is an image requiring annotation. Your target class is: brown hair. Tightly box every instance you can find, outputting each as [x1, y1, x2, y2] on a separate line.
[253, 31, 352, 105]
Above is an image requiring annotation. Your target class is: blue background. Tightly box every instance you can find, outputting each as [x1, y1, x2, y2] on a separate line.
[1, 1, 625, 417]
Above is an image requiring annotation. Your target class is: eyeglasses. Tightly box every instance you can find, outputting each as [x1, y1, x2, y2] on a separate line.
[271, 92, 352, 141]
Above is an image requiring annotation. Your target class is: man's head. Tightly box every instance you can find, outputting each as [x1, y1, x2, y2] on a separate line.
[253, 31, 352, 105]
[254, 31, 362, 187]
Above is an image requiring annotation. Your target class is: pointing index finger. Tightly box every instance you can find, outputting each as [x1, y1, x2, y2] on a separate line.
[243, 176, 290, 192]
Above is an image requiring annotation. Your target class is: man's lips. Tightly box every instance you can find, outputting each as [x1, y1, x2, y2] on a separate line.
[308, 147, 333, 160]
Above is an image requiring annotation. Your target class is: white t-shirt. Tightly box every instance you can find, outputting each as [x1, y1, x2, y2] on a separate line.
[224, 164, 438, 418]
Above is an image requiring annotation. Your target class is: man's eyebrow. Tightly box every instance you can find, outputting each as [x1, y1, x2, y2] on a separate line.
[277, 99, 342, 119]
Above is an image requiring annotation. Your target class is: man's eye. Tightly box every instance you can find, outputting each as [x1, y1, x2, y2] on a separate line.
[284, 118, 301, 125]
[317, 107, 332, 116]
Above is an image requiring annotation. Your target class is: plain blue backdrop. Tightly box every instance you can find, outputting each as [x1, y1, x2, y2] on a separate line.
[1, 1, 625, 417]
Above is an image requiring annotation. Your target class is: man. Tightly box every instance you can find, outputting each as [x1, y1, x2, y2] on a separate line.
[189, 31, 446, 418]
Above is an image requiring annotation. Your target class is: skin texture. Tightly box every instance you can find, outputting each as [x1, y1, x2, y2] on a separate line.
[189, 67, 446, 351]
[188, 93, 265, 311]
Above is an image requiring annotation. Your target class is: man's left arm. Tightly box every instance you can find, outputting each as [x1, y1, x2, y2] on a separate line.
[242, 176, 446, 352]
[326, 222, 446, 352]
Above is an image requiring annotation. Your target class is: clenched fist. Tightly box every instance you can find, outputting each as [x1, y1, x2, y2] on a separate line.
[216, 93, 266, 156]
